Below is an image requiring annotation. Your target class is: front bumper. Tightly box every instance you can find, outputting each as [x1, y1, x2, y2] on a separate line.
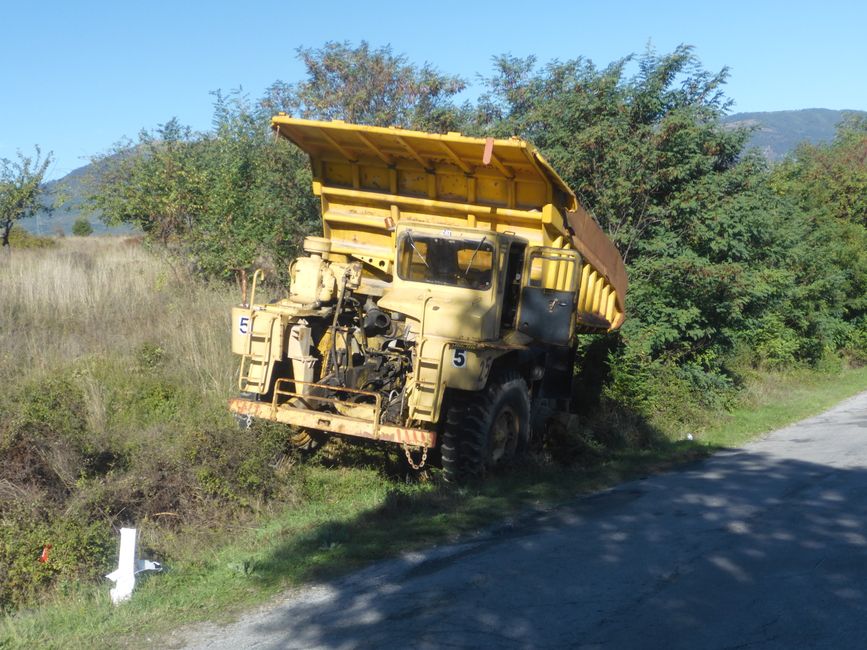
[228, 397, 437, 448]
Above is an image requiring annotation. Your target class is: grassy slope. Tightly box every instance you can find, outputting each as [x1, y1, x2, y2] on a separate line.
[1, 240, 866, 648]
[701, 366, 867, 447]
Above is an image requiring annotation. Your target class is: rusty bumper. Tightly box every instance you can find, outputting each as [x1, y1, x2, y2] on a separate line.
[228, 397, 437, 448]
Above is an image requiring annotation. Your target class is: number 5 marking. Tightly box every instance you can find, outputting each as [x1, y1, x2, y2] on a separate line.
[452, 349, 467, 368]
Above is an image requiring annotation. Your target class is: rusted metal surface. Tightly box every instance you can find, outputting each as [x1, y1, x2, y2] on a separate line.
[274, 377, 383, 437]
[228, 398, 437, 448]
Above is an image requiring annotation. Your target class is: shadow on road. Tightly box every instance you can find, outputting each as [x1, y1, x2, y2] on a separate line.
[241, 422, 867, 648]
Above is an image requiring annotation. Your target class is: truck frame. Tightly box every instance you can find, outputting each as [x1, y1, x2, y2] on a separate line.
[229, 116, 626, 480]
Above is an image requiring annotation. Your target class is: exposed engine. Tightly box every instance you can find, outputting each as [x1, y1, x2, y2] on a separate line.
[284, 237, 416, 427]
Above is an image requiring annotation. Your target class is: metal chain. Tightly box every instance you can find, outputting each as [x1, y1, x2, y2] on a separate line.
[402, 443, 428, 470]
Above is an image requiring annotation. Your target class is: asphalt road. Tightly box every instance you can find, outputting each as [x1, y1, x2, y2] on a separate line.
[182, 391, 867, 649]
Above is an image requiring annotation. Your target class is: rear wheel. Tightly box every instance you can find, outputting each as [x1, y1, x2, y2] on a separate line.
[441, 371, 530, 482]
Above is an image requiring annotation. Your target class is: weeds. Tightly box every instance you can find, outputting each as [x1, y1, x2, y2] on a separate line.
[1, 238, 866, 646]
[0, 239, 259, 611]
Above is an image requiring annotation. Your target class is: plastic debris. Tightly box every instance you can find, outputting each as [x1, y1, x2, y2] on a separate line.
[38, 544, 52, 563]
[105, 527, 162, 604]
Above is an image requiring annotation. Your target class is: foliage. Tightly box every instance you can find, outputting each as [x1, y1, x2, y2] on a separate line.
[473, 47, 749, 374]
[187, 91, 319, 282]
[0, 356, 296, 610]
[262, 41, 468, 132]
[469, 45, 867, 383]
[0, 147, 53, 249]
[71, 217, 93, 237]
[86, 119, 206, 245]
[0, 504, 113, 611]
[0, 240, 291, 611]
[473, 46, 745, 261]
[774, 114, 867, 226]
[0, 374, 113, 611]
[766, 117, 867, 362]
[87, 94, 319, 284]
[6, 224, 55, 249]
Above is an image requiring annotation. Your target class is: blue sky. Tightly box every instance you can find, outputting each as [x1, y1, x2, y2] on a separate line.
[2, 0, 865, 180]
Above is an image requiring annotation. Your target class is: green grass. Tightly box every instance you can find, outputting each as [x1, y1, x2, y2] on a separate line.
[699, 365, 867, 447]
[4, 365, 867, 649]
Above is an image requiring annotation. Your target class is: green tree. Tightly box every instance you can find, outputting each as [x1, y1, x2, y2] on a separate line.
[189, 91, 319, 285]
[87, 92, 319, 287]
[71, 216, 93, 236]
[770, 117, 867, 360]
[262, 41, 468, 132]
[474, 45, 747, 264]
[472, 46, 772, 369]
[0, 147, 52, 249]
[774, 114, 867, 226]
[87, 119, 206, 246]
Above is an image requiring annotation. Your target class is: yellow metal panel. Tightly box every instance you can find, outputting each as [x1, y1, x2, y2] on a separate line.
[271, 116, 626, 332]
[592, 276, 606, 313]
[600, 286, 611, 318]
[605, 291, 617, 323]
[271, 116, 578, 210]
[580, 270, 597, 313]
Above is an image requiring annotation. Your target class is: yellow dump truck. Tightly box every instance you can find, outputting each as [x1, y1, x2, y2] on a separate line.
[229, 116, 626, 480]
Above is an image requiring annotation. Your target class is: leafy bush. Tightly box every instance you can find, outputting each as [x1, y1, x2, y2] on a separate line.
[6, 224, 55, 249]
[0, 504, 113, 611]
[0, 306, 298, 610]
[0, 375, 113, 610]
[0, 377, 91, 502]
[71, 217, 93, 237]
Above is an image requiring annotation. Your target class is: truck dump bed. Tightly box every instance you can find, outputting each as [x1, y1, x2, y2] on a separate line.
[271, 116, 626, 330]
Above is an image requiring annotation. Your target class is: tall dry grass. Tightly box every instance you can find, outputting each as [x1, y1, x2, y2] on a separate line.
[0, 237, 237, 393]
[0, 238, 293, 613]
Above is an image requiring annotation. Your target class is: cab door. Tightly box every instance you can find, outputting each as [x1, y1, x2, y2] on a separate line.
[516, 247, 582, 345]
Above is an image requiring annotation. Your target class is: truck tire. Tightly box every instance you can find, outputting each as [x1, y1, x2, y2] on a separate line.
[289, 428, 325, 452]
[441, 371, 530, 482]
[529, 397, 558, 449]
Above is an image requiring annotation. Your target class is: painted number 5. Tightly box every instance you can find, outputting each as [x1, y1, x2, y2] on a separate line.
[452, 348, 467, 368]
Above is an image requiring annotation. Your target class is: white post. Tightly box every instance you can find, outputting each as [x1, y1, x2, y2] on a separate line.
[106, 527, 138, 604]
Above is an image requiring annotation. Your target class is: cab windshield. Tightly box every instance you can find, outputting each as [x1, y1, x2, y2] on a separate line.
[397, 232, 494, 290]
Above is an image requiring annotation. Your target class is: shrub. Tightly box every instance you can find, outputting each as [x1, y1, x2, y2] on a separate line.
[0, 504, 113, 611]
[71, 217, 94, 237]
[0, 373, 120, 610]
[6, 224, 55, 249]
[0, 376, 92, 503]
[753, 313, 801, 368]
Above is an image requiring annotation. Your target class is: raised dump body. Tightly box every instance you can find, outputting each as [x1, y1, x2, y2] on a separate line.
[229, 117, 627, 480]
[270, 116, 626, 330]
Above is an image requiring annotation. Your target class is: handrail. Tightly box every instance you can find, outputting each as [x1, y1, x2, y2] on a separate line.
[249, 268, 265, 307]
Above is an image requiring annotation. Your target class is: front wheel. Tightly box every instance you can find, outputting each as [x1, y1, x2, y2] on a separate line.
[441, 371, 530, 482]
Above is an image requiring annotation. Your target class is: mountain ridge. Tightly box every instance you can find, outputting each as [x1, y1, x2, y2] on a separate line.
[723, 108, 866, 161]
